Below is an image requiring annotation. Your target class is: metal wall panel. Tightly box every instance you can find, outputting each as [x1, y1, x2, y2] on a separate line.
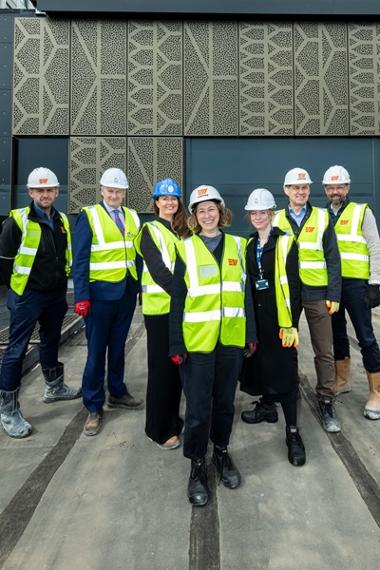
[128, 20, 182, 135]
[13, 18, 70, 135]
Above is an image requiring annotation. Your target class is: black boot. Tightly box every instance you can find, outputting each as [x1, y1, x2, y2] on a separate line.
[188, 459, 208, 507]
[212, 447, 241, 489]
[286, 426, 306, 466]
[241, 399, 278, 424]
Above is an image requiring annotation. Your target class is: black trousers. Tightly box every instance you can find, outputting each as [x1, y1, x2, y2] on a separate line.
[181, 344, 243, 461]
[144, 314, 183, 444]
[263, 389, 298, 427]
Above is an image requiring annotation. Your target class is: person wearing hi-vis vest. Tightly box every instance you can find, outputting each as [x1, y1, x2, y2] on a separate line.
[72, 168, 144, 437]
[273, 167, 342, 433]
[239, 189, 305, 466]
[134, 178, 190, 450]
[169, 185, 256, 507]
[0, 167, 81, 439]
[324, 165, 380, 420]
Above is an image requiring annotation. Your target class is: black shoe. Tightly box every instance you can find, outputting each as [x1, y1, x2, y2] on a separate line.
[241, 399, 278, 424]
[286, 426, 306, 466]
[212, 447, 241, 489]
[188, 459, 208, 507]
[318, 399, 341, 433]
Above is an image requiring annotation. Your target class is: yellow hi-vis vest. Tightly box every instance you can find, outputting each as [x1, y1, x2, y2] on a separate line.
[83, 204, 140, 282]
[334, 202, 369, 279]
[134, 220, 179, 315]
[273, 207, 329, 287]
[176, 233, 246, 353]
[9, 207, 72, 296]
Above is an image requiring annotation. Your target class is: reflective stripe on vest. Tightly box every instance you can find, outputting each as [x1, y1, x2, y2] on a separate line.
[273, 207, 328, 286]
[9, 207, 72, 295]
[134, 220, 178, 315]
[176, 234, 246, 352]
[83, 204, 140, 282]
[334, 202, 369, 279]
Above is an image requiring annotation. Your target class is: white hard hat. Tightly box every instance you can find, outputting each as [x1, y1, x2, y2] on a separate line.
[284, 167, 312, 186]
[100, 167, 129, 189]
[27, 167, 59, 189]
[188, 185, 225, 211]
[245, 188, 276, 211]
[323, 165, 350, 185]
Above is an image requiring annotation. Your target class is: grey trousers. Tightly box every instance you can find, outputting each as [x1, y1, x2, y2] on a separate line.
[303, 300, 336, 400]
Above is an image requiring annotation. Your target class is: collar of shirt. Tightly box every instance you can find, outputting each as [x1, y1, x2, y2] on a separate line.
[288, 204, 307, 226]
[102, 200, 123, 218]
[33, 202, 56, 223]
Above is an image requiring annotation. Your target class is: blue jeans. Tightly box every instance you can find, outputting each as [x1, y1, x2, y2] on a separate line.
[332, 278, 380, 373]
[0, 287, 67, 391]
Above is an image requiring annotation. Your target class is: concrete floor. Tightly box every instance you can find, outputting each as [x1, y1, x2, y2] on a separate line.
[1, 306, 380, 570]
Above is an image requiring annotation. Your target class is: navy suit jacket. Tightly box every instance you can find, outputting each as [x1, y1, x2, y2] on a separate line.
[72, 202, 142, 302]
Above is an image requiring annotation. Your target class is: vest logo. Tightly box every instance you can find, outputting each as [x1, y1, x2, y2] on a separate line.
[340, 219, 349, 225]
[197, 187, 208, 197]
[228, 258, 238, 266]
[39, 178, 48, 184]
[298, 172, 306, 180]
[304, 226, 314, 233]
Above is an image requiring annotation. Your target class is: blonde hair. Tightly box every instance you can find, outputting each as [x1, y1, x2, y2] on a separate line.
[187, 201, 232, 234]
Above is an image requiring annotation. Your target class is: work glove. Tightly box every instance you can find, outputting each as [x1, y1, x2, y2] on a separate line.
[74, 300, 91, 318]
[243, 342, 257, 358]
[279, 327, 299, 348]
[326, 300, 340, 315]
[366, 285, 380, 309]
[170, 354, 188, 366]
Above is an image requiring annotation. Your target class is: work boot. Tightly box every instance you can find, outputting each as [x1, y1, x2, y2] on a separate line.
[286, 426, 306, 466]
[83, 409, 103, 436]
[188, 459, 208, 507]
[42, 362, 81, 403]
[318, 399, 341, 433]
[335, 358, 351, 394]
[364, 371, 380, 420]
[241, 399, 278, 424]
[107, 393, 144, 410]
[0, 388, 32, 439]
[212, 446, 241, 489]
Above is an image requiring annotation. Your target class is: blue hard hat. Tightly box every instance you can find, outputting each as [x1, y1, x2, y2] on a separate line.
[152, 178, 182, 199]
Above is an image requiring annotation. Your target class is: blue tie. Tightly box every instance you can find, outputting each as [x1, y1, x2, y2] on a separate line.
[112, 209, 124, 235]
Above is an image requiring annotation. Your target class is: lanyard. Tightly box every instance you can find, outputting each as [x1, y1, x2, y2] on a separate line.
[256, 241, 265, 279]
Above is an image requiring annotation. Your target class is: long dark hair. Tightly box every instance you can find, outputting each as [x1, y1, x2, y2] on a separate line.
[154, 199, 191, 238]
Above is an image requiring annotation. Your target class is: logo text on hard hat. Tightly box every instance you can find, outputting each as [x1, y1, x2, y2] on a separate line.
[298, 172, 306, 180]
[197, 188, 208, 197]
[39, 178, 48, 184]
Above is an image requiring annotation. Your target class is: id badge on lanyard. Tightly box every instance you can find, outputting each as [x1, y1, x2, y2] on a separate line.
[255, 241, 269, 291]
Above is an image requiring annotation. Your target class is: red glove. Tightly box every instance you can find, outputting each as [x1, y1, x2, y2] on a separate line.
[75, 300, 91, 318]
[170, 354, 187, 366]
[244, 343, 257, 358]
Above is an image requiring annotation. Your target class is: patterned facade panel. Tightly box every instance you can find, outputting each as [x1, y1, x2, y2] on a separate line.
[13, 18, 70, 135]
[128, 20, 182, 135]
[349, 24, 380, 135]
[71, 20, 126, 135]
[184, 21, 238, 136]
[240, 22, 293, 136]
[294, 23, 349, 135]
[69, 137, 126, 212]
[127, 137, 183, 212]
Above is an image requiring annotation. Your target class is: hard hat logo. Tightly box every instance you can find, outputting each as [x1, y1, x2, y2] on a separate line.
[39, 178, 48, 184]
[298, 172, 306, 180]
[197, 188, 209, 197]
[331, 175, 339, 181]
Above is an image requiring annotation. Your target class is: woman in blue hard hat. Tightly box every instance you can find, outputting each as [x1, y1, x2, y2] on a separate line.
[240, 188, 306, 466]
[135, 178, 189, 449]
[169, 185, 257, 507]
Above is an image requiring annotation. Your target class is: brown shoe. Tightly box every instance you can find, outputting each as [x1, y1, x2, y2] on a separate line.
[84, 410, 103, 436]
[107, 393, 144, 410]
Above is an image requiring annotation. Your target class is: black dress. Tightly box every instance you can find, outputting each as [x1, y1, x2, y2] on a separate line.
[240, 228, 301, 397]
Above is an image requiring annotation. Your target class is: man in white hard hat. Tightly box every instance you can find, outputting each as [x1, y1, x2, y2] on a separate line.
[0, 167, 81, 439]
[72, 167, 144, 436]
[273, 167, 342, 433]
[324, 165, 380, 420]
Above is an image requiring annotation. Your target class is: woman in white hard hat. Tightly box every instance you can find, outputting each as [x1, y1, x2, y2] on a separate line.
[240, 188, 306, 466]
[169, 185, 256, 506]
[135, 178, 190, 450]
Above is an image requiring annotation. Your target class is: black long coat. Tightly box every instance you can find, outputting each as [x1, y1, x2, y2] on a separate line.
[240, 228, 301, 396]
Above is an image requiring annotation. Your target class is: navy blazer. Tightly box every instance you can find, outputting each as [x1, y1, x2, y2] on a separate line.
[72, 201, 142, 302]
